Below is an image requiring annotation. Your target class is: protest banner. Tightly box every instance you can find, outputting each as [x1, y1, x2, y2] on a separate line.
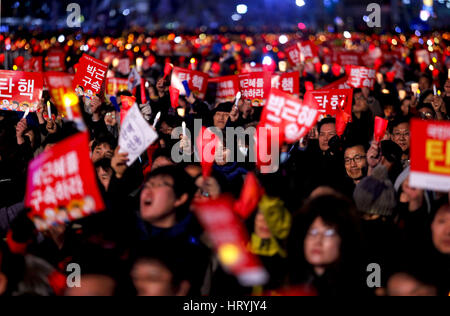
[45, 49, 66, 72]
[73, 54, 108, 98]
[310, 89, 353, 119]
[171, 67, 209, 100]
[346, 66, 376, 90]
[321, 77, 351, 90]
[0, 70, 44, 112]
[238, 72, 272, 106]
[44, 72, 82, 121]
[192, 195, 268, 287]
[209, 75, 240, 104]
[271, 72, 300, 95]
[23, 57, 43, 73]
[105, 78, 128, 97]
[260, 89, 319, 143]
[410, 119, 450, 192]
[25, 132, 105, 231]
[119, 104, 158, 166]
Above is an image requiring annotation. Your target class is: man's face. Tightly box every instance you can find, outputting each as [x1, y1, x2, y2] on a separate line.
[213, 111, 230, 130]
[318, 123, 337, 152]
[431, 205, 450, 255]
[92, 143, 113, 163]
[391, 123, 410, 152]
[419, 77, 431, 92]
[96, 167, 113, 191]
[131, 260, 182, 296]
[353, 92, 368, 113]
[418, 107, 434, 120]
[387, 273, 437, 296]
[344, 146, 368, 181]
[140, 175, 179, 228]
[65, 275, 116, 296]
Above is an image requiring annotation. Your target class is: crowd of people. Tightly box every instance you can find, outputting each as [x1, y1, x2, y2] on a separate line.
[0, 29, 449, 296]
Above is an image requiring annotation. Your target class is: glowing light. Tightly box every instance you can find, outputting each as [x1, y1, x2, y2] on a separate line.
[57, 35, 65, 43]
[63, 93, 78, 108]
[322, 64, 330, 73]
[262, 56, 273, 66]
[236, 4, 248, 14]
[218, 244, 240, 266]
[420, 10, 430, 21]
[231, 14, 242, 21]
[279, 35, 288, 45]
[296, 0, 306, 7]
[279, 61, 287, 72]
[427, 39, 433, 46]
[298, 22, 306, 30]
[174, 36, 182, 44]
[122, 9, 130, 16]
[343, 31, 352, 39]
[12, 65, 17, 71]
[392, 39, 398, 45]
[429, 65, 434, 71]
[112, 58, 119, 68]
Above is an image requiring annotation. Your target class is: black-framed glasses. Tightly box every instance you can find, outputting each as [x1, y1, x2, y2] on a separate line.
[344, 155, 367, 165]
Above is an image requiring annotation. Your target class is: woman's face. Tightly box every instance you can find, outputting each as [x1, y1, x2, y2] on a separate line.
[431, 205, 450, 255]
[254, 211, 272, 239]
[304, 217, 341, 270]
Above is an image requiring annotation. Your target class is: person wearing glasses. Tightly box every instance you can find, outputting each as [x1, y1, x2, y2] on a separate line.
[343, 143, 368, 186]
[389, 117, 410, 165]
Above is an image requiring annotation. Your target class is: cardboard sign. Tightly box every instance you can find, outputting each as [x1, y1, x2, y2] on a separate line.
[105, 78, 128, 96]
[23, 57, 43, 73]
[45, 72, 81, 120]
[171, 67, 209, 100]
[310, 89, 353, 119]
[192, 196, 268, 287]
[45, 50, 66, 72]
[0, 70, 44, 112]
[73, 54, 108, 98]
[346, 66, 376, 90]
[238, 72, 272, 106]
[285, 43, 301, 66]
[209, 75, 240, 104]
[25, 132, 105, 231]
[119, 104, 158, 166]
[271, 72, 300, 95]
[260, 89, 319, 144]
[338, 52, 363, 66]
[410, 119, 450, 192]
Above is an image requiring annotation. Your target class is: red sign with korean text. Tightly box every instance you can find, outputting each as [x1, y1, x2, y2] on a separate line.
[171, 67, 209, 100]
[260, 89, 319, 143]
[300, 41, 319, 63]
[105, 78, 128, 97]
[321, 77, 352, 90]
[271, 72, 300, 95]
[209, 75, 240, 104]
[338, 52, 363, 66]
[285, 44, 301, 66]
[73, 54, 108, 97]
[45, 50, 66, 72]
[25, 132, 105, 231]
[346, 66, 376, 90]
[23, 57, 44, 73]
[238, 72, 272, 106]
[44, 72, 81, 120]
[310, 89, 353, 119]
[410, 119, 450, 192]
[0, 70, 44, 112]
[192, 196, 268, 286]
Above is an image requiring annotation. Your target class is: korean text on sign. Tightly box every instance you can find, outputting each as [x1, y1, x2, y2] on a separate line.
[238, 72, 272, 106]
[0, 70, 44, 112]
[73, 54, 108, 96]
[25, 132, 105, 231]
[346, 66, 376, 90]
[171, 67, 209, 100]
[260, 89, 319, 143]
[311, 89, 354, 119]
[410, 119, 450, 192]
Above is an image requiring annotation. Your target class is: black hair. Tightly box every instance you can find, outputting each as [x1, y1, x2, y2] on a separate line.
[388, 116, 410, 134]
[94, 158, 112, 172]
[317, 117, 336, 134]
[91, 134, 117, 152]
[0, 241, 25, 296]
[144, 165, 196, 202]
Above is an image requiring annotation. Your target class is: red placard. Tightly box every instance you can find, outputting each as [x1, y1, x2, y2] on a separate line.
[171, 67, 209, 100]
[209, 75, 240, 104]
[25, 132, 105, 231]
[271, 72, 300, 95]
[45, 50, 66, 72]
[73, 54, 108, 97]
[238, 72, 272, 107]
[192, 196, 268, 286]
[23, 57, 43, 73]
[44, 72, 81, 120]
[338, 52, 363, 66]
[300, 41, 319, 63]
[120, 95, 136, 124]
[415, 49, 431, 65]
[410, 119, 450, 192]
[105, 78, 128, 96]
[321, 76, 351, 90]
[0, 70, 44, 112]
[310, 89, 353, 119]
[285, 43, 301, 66]
[260, 89, 319, 144]
[346, 66, 376, 90]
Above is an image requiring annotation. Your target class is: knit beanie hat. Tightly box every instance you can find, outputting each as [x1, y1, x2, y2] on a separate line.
[353, 165, 397, 217]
